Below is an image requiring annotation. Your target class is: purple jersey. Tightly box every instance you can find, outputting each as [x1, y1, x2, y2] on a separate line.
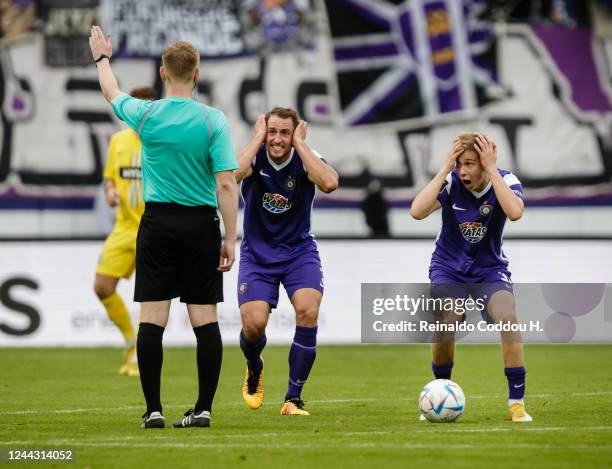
[430, 169, 524, 275]
[240, 145, 320, 264]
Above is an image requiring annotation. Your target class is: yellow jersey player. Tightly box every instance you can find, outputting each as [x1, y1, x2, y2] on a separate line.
[94, 86, 157, 376]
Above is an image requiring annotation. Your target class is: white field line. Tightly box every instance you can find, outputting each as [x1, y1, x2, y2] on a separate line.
[409, 425, 612, 433]
[469, 391, 612, 399]
[0, 432, 393, 445]
[1, 426, 612, 449]
[311, 391, 612, 402]
[0, 423, 612, 447]
[1, 391, 612, 416]
[0, 440, 611, 450]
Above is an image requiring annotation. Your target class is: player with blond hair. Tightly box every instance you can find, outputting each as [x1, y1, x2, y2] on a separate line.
[89, 27, 238, 429]
[411, 133, 532, 423]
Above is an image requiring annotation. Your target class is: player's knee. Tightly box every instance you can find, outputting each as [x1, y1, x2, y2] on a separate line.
[93, 281, 114, 300]
[434, 308, 460, 324]
[295, 304, 319, 326]
[243, 321, 266, 339]
[241, 311, 267, 338]
[491, 309, 518, 324]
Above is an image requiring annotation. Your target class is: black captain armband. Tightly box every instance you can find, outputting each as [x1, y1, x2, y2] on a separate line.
[94, 54, 110, 64]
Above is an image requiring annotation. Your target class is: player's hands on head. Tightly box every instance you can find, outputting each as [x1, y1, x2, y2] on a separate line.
[475, 133, 497, 172]
[254, 114, 267, 141]
[292, 120, 308, 144]
[444, 139, 463, 173]
[89, 25, 113, 60]
[218, 240, 235, 272]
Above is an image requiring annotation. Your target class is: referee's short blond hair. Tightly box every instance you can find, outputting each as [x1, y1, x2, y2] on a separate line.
[162, 41, 200, 83]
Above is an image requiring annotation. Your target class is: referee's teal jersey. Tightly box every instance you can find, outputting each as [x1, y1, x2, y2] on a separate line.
[112, 94, 238, 207]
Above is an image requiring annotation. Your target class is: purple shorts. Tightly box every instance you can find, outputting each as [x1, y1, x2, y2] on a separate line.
[237, 252, 324, 308]
[429, 267, 514, 319]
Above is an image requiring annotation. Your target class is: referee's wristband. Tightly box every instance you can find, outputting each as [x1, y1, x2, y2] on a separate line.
[94, 54, 110, 64]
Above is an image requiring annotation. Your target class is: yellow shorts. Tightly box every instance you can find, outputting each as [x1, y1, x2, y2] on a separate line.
[96, 226, 138, 279]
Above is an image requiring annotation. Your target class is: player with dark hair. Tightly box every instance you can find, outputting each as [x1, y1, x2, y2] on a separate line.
[410, 133, 532, 423]
[235, 107, 338, 416]
[94, 86, 157, 377]
[89, 26, 239, 429]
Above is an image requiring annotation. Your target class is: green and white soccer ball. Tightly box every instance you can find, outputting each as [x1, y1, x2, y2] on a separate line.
[419, 379, 465, 422]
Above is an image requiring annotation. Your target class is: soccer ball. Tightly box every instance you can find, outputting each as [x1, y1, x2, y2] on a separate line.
[419, 379, 465, 422]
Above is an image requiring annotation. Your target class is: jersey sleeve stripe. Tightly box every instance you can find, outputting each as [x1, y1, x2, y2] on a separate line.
[202, 106, 213, 144]
[312, 149, 324, 159]
[502, 172, 521, 187]
[137, 101, 158, 138]
[443, 173, 452, 194]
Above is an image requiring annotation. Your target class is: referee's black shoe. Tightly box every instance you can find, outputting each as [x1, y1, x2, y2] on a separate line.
[172, 409, 211, 428]
[141, 411, 165, 429]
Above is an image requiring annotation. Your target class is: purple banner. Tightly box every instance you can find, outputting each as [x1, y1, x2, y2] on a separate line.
[533, 26, 612, 113]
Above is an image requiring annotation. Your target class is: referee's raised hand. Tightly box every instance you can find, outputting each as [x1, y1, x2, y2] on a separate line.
[89, 25, 120, 102]
[93, 37, 239, 429]
[89, 25, 113, 61]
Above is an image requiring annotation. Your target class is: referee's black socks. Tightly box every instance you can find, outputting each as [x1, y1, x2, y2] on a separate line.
[193, 321, 223, 414]
[137, 322, 165, 415]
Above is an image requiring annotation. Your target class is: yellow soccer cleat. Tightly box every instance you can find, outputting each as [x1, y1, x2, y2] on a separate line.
[242, 360, 264, 409]
[280, 398, 310, 416]
[509, 403, 533, 422]
[119, 361, 139, 377]
[119, 344, 139, 377]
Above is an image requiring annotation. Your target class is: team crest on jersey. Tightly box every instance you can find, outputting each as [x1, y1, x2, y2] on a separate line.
[459, 221, 487, 243]
[479, 203, 493, 217]
[263, 193, 292, 214]
[239, 282, 248, 294]
[285, 175, 295, 191]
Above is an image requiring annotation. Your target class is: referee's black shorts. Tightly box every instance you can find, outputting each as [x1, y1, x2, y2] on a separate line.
[134, 202, 223, 304]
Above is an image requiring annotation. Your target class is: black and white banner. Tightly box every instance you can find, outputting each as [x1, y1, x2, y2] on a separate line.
[101, 0, 244, 58]
[0, 0, 610, 237]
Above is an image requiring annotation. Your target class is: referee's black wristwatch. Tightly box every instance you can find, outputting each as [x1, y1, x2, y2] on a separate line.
[94, 54, 110, 65]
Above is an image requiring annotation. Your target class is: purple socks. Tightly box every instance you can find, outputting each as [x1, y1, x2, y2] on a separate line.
[285, 325, 317, 401]
[432, 361, 453, 380]
[505, 366, 526, 400]
[239, 329, 266, 375]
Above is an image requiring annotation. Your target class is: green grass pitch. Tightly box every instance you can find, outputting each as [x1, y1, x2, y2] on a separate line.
[1, 345, 611, 468]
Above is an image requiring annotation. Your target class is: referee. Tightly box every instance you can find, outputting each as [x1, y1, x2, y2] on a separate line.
[89, 26, 239, 429]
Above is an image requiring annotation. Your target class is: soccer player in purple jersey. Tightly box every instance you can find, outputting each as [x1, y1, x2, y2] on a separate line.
[411, 133, 532, 423]
[234, 107, 338, 415]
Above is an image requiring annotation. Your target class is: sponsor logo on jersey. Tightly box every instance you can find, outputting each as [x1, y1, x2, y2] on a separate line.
[120, 167, 142, 179]
[459, 221, 487, 243]
[479, 203, 493, 217]
[262, 192, 292, 214]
